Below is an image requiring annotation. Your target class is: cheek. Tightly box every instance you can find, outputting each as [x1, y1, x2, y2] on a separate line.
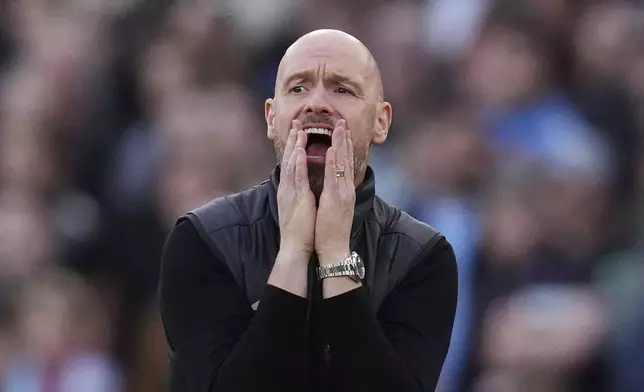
[273, 104, 300, 135]
[349, 130, 372, 157]
[346, 108, 376, 138]
[269, 117, 289, 146]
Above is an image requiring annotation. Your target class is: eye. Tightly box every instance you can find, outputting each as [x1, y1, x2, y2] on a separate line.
[290, 86, 306, 93]
[335, 86, 354, 95]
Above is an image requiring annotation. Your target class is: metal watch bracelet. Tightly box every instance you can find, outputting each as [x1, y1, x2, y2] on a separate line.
[317, 261, 356, 280]
[317, 252, 363, 281]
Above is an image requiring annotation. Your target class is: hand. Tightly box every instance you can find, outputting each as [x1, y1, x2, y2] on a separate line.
[315, 120, 355, 265]
[276, 120, 317, 259]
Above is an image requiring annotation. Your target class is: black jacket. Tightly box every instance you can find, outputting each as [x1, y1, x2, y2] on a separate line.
[158, 166, 458, 392]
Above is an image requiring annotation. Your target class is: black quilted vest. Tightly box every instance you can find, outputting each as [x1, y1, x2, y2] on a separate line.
[180, 166, 441, 389]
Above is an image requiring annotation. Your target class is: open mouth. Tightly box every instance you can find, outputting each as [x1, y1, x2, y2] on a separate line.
[305, 127, 332, 162]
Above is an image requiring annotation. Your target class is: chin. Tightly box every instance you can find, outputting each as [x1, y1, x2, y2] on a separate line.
[308, 169, 325, 198]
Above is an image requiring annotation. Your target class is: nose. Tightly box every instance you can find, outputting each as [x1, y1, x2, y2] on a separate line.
[303, 86, 333, 116]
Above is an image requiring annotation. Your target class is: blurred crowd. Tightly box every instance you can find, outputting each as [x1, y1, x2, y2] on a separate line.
[0, 0, 643, 391]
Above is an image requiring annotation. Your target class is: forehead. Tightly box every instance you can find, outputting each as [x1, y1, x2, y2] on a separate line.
[279, 39, 372, 83]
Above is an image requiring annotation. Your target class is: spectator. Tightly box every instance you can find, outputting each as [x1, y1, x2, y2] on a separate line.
[402, 110, 491, 392]
[1, 270, 122, 392]
[463, 2, 613, 184]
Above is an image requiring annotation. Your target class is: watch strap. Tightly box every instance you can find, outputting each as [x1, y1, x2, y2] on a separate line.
[317, 262, 356, 280]
[317, 252, 360, 281]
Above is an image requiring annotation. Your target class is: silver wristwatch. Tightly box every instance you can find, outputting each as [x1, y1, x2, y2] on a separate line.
[317, 251, 365, 282]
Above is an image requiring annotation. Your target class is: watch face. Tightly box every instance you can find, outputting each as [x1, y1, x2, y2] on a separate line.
[355, 255, 366, 280]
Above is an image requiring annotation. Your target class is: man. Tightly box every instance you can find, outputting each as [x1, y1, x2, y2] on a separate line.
[158, 29, 458, 392]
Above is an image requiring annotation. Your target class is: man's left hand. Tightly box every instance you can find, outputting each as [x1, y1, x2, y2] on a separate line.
[315, 119, 355, 266]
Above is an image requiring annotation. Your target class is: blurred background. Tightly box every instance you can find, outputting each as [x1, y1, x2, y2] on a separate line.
[0, 0, 643, 391]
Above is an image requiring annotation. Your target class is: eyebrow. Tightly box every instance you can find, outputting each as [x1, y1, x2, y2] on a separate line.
[283, 70, 364, 94]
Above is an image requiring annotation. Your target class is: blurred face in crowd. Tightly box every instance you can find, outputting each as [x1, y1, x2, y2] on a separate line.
[265, 30, 392, 196]
[19, 271, 109, 360]
[155, 86, 273, 225]
[574, 2, 635, 78]
[0, 189, 54, 279]
[626, 42, 644, 101]
[483, 191, 542, 266]
[363, 2, 426, 108]
[466, 27, 548, 107]
[406, 113, 490, 196]
[139, 39, 191, 113]
[155, 91, 235, 224]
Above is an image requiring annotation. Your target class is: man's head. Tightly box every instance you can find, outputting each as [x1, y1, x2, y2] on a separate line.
[265, 29, 392, 196]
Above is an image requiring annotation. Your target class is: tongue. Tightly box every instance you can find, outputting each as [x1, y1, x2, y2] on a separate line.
[306, 143, 330, 159]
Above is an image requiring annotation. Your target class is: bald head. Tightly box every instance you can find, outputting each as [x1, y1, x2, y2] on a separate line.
[276, 29, 384, 101]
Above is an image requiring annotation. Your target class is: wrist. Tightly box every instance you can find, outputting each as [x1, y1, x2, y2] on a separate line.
[269, 250, 310, 298]
[317, 247, 351, 266]
[276, 246, 311, 266]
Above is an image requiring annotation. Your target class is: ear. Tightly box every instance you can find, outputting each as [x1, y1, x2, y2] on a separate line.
[265, 98, 276, 140]
[371, 102, 392, 145]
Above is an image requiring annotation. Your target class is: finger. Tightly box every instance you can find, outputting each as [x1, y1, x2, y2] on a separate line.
[281, 127, 297, 169]
[284, 130, 306, 189]
[324, 145, 338, 195]
[331, 121, 345, 156]
[332, 119, 346, 147]
[332, 123, 350, 191]
[281, 120, 303, 168]
[294, 146, 309, 195]
[345, 129, 355, 186]
[295, 129, 307, 150]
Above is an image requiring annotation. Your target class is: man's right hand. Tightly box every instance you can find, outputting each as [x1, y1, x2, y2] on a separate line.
[277, 121, 317, 255]
[268, 120, 316, 297]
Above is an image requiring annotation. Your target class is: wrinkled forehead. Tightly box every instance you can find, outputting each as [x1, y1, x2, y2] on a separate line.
[278, 40, 372, 86]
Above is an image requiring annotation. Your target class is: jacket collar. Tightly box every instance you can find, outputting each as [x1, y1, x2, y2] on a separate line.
[267, 165, 376, 239]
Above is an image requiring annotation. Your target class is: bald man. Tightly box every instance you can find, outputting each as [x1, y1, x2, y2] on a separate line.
[159, 30, 457, 392]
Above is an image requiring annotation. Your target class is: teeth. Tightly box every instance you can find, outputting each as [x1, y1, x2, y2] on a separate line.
[304, 127, 332, 137]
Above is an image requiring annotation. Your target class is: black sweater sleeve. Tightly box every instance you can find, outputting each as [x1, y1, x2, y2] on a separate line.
[323, 237, 458, 392]
[158, 219, 309, 392]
